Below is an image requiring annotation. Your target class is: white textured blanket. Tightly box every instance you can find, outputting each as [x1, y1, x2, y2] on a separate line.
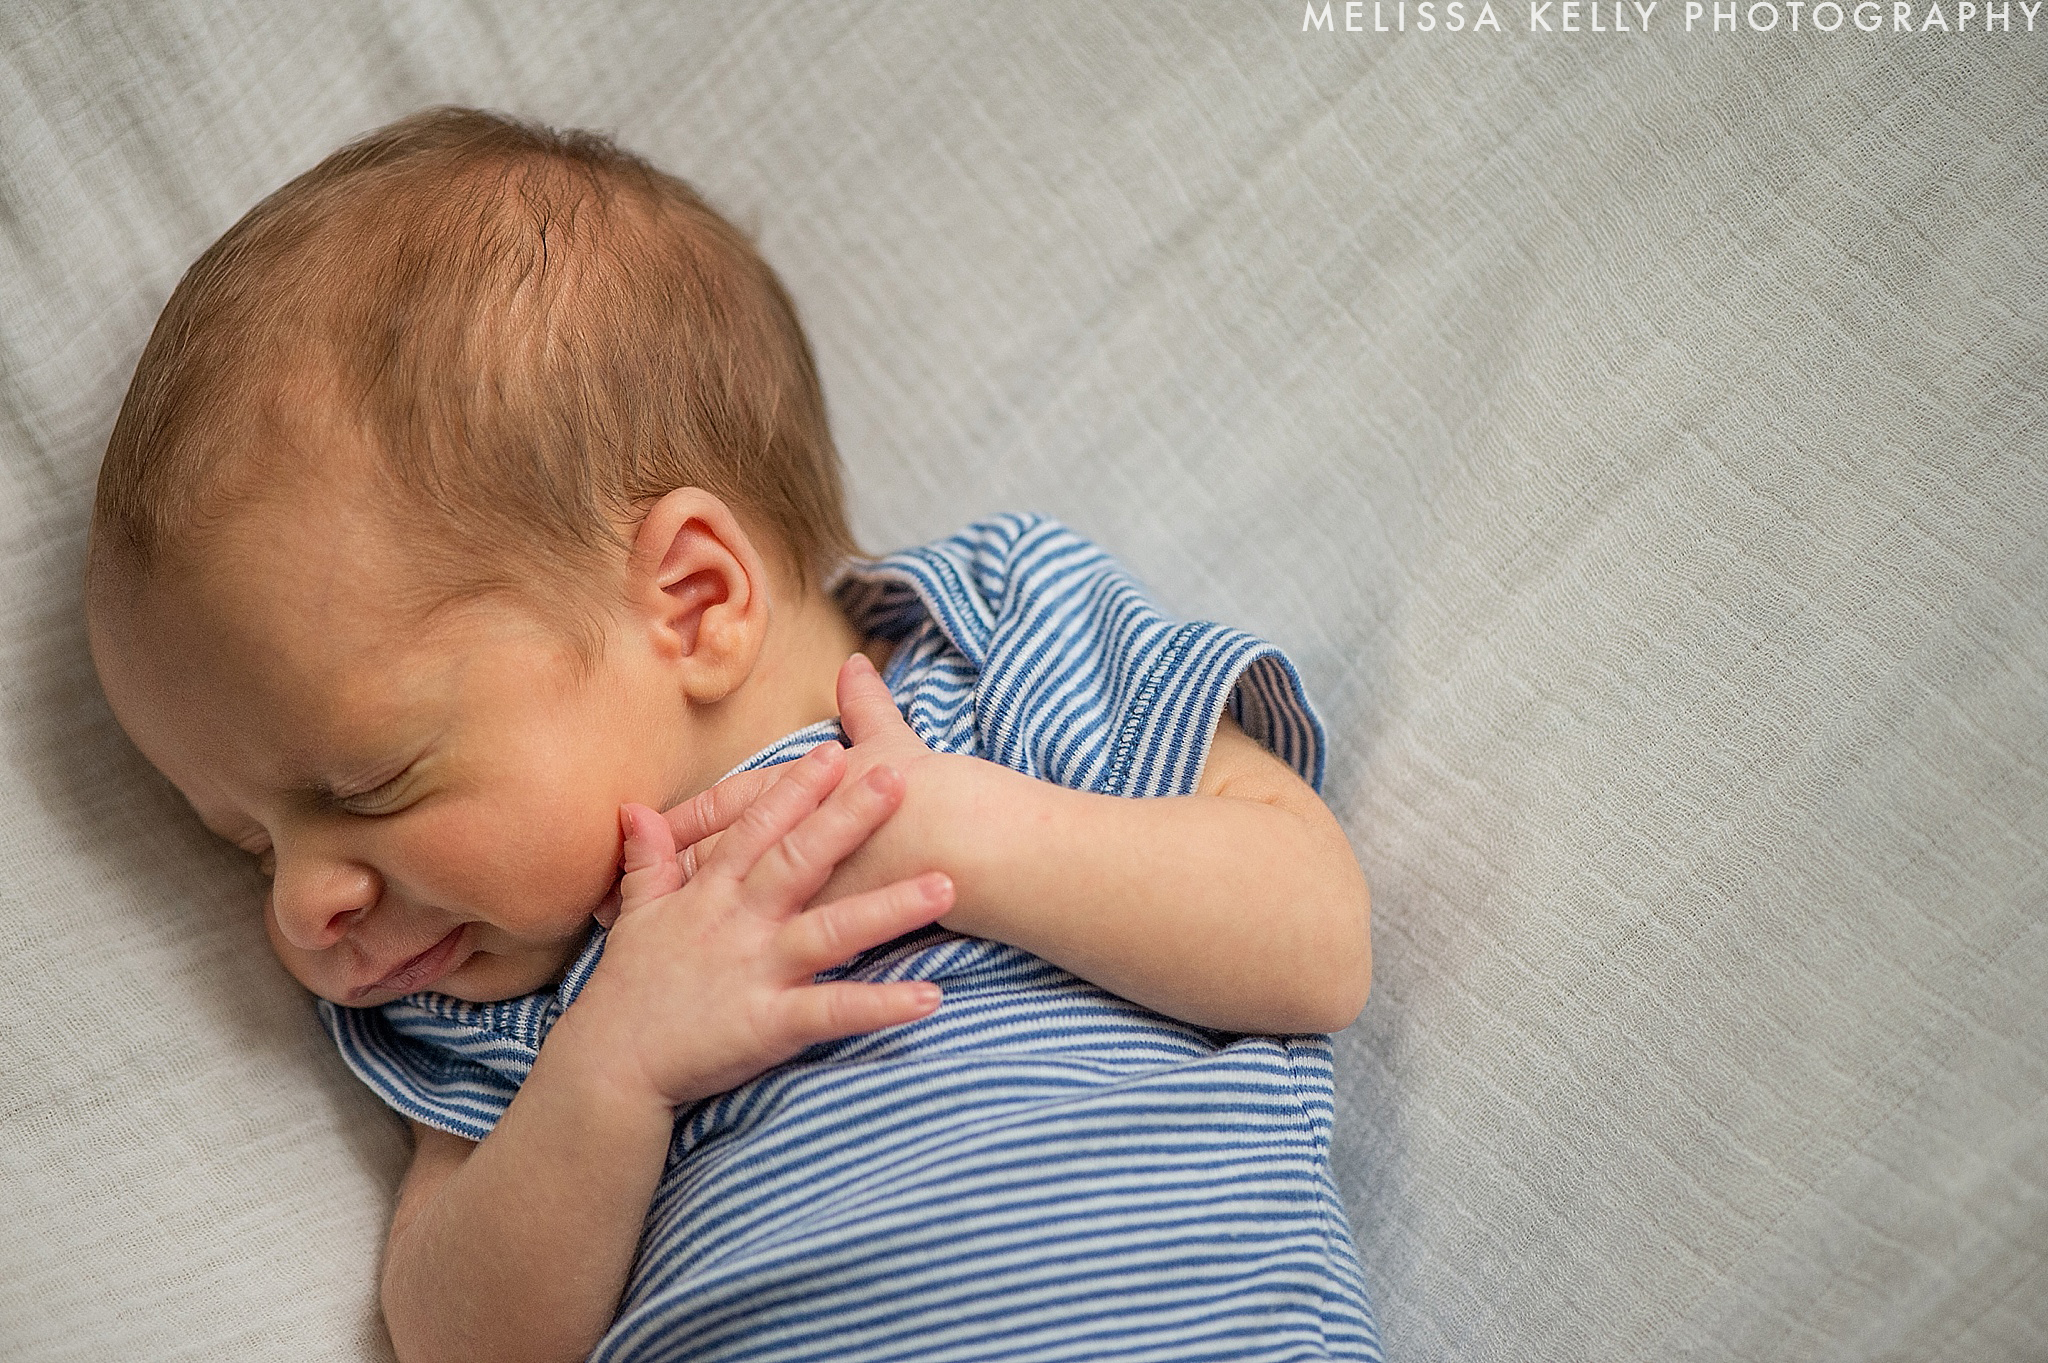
[2, 5, 2041, 1360]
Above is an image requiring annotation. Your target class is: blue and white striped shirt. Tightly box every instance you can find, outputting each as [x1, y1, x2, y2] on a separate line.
[322, 514, 1380, 1362]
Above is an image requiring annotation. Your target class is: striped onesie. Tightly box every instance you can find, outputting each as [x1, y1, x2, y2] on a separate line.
[322, 514, 1382, 1362]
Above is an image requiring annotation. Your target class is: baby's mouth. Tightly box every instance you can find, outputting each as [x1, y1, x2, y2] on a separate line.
[351, 926, 467, 1002]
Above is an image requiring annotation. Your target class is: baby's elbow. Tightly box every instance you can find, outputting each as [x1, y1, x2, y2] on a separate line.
[1300, 879, 1372, 1033]
[1316, 940, 1372, 1033]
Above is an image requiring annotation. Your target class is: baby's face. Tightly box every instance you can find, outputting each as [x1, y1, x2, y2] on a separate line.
[90, 494, 696, 1008]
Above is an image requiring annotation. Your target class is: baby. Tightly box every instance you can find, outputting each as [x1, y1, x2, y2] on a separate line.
[85, 108, 1380, 1363]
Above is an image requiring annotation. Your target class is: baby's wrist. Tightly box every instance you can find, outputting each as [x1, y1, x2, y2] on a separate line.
[540, 982, 693, 1121]
[912, 755, 1044, 939]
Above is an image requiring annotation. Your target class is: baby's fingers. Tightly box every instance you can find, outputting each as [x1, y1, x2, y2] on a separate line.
[775, 980, 943, 1049]
[836, 651, 914, 745]
[614, 804, 683, 920]
[664, 768, 779, 863]
[705, 743, 846, 877]
[745, 763, 904, 913]
[781, 873, 955, 974]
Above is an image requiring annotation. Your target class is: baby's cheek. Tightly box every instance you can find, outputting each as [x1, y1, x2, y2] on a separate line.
[485, 808, 621, 935]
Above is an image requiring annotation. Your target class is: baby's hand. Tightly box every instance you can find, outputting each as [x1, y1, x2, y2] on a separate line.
[800, 651, 959, 910]
[567, 743, 950, 1112]
[637, 653, 941, 900]
[832, 651, 941, 790]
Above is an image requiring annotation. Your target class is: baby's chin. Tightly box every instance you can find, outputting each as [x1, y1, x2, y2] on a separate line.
[427, 935, 593, 1003]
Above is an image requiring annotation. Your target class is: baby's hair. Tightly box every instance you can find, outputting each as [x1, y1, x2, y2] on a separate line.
[90, 106, 854, 647]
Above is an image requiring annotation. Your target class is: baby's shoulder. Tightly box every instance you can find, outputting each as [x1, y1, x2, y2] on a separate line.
[846, 511, 1320, 798]
[837, 512, 1123, 659]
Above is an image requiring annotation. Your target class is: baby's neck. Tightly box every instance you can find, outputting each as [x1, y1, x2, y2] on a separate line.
[673, 582, 877, 799]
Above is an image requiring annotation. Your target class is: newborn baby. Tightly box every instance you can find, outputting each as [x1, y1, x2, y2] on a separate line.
[86, 107, 1382, 1363]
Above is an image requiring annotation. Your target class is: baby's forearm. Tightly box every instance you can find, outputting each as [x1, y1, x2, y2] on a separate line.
[948, 767, 1369, 1032]
[851, 749, 1370, 1034]
[379, 1006, 673, 1363]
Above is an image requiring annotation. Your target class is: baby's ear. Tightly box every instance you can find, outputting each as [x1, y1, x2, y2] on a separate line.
[626, 488, 770, 703]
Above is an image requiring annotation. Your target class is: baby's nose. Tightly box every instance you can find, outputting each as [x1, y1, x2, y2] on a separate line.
[268, 856, 380, 950]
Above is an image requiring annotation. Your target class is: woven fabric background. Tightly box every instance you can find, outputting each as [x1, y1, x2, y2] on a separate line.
[2, 5, 2042, 1359]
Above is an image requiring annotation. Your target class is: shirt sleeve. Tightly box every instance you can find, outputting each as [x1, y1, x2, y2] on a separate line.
[844, 513, 1325, 799]
[317, 1000, 516, 1141]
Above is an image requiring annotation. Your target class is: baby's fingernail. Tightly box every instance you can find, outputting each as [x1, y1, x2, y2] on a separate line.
[913, 983, 941, 1010]
[619, 804, 658, 844]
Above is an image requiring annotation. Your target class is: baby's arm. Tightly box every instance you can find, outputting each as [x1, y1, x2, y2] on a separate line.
[932, 710, 1372, 1034]
[677, 657, 1371, 1036]
[378, 745, 948, 1363]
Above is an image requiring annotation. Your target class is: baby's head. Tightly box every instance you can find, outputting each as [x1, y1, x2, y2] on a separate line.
[87, 108, 862, 1007]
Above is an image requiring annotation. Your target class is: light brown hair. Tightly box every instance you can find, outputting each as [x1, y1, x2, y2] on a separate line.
[90, 106, 854, 640]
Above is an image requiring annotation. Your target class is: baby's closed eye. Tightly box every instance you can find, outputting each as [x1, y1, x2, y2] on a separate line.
[330, 770, 413, 816]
